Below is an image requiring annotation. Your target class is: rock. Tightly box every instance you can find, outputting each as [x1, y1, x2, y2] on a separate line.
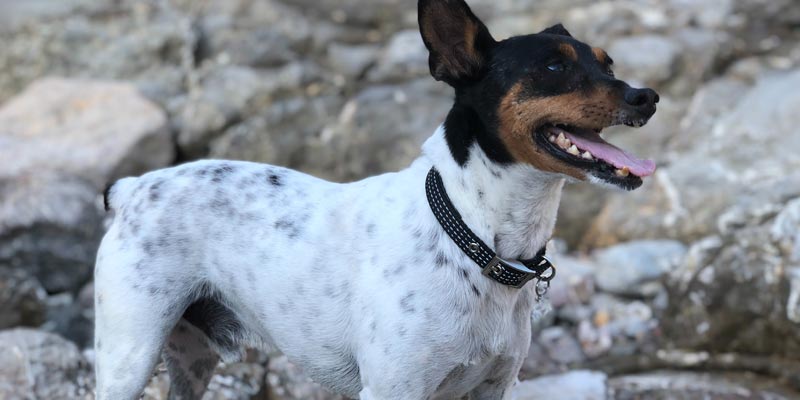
[42, 290, 94, 349]
[0, 1, 194, 105]
[327, 42, 380, 79]
[201, 24, 296, 68]
[662, 196, 800, 357]
[0, 328, 94, 399]
[0, 268, 47, 329]
[584, 70, 800, 247]
[610, 371, 797, 400]
[176, 63, 323, 156]
[577, 318, 613, 359]
[563, 2, 663, 46]
[670, 77, 751, 152]
[135, 351, 269, 400]
[298, 78, 451, 181]
[0, 172, 103, 293]
[608, 35, 680, 87]
[208, 94, 344, 168]
[267, 354, 346, 400]
[519, 339, 563, 380]
[575, 294, 659, 359]
[513, 370, 608, 400]
[367, 29, 429, 82]
[277, 0, 412, 28]
[593, 240, 687, 296]
[538, 326, 586, 365]
[669, 28, 729, 95]
[546, 254, 596, 308]
[0, 78, 172, 189]
[772, 198, 800, 264]
[668, 0, 735, 29]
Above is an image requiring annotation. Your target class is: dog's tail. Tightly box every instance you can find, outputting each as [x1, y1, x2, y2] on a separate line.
[103, 177, 138, 212]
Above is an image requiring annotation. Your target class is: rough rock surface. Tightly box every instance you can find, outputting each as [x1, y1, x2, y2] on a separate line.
[0, 328, 94, 399]
[141, 356, 270, 400]
[267, 355, 346, 400]
[0, 78, 172, 189]
[610, 371, 797, 400]
[584, 70, 800, 248]
[662, 191, 800, 358]
[0, 0, 799, 398]
[0, 269, 47, 329]
[513, 370, 608, 400]
[0, 172, 103, 293]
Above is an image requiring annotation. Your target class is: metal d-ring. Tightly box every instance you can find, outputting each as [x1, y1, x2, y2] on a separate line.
[536, 256, 556, 282]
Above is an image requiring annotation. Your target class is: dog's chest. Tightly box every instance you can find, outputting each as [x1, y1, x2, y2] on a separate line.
[431, 288, 536, 398]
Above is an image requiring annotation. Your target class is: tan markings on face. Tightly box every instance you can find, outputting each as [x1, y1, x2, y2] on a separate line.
[558, 43, 578, 62]
[496, 83, 620, 178]
[592, 47, 608, 64]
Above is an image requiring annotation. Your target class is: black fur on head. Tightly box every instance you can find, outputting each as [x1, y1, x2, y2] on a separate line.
[418, 0, 660, 189]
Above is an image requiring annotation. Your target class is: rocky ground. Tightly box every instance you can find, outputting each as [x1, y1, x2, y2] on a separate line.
[1, 0, 799, 398]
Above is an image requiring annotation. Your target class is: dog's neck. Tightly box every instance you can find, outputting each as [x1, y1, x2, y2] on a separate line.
[421, 125, 565, 260]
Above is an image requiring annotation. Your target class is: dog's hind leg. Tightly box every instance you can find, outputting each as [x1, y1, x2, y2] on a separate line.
[162, 319, 220, 400]
[94, 263, 186, 400]
[163, 289, 248, 399]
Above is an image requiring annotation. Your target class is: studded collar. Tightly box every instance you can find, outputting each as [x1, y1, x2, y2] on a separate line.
[425, 168, 556, 292]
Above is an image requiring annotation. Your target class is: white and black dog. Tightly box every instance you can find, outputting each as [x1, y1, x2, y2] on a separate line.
[94, 0, 658, 398]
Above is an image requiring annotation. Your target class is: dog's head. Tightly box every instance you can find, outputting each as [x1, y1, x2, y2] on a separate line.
[419, 0, 659, 190]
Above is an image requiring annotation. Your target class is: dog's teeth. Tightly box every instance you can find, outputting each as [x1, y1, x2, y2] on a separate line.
[548, 135, 556, 142]
[567, 145, 580, 156]
[615, 167, 630, 177]
[581, 151, 593, 160]
[556, 133, 568, 148]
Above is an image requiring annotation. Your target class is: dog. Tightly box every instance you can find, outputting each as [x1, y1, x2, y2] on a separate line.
[93, 0, 658, 398]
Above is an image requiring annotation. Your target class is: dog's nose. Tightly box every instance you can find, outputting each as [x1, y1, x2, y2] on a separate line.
[624, 88, 659, 108]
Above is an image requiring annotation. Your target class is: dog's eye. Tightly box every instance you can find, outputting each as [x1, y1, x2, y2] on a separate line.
[546, 62, 566, 72]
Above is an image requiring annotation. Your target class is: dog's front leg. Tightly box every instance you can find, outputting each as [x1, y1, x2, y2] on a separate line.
[356, 350, 453, 400]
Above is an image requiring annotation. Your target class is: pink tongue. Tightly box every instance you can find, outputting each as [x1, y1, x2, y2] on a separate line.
[563, 132, 656, 177]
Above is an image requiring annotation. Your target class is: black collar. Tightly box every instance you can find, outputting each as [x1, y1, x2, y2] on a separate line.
[425, 168, 556, 292]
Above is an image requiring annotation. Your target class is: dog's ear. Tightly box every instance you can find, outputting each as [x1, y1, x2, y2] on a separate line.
[540, 23, 572, 37]
[418, 0, 496, 86]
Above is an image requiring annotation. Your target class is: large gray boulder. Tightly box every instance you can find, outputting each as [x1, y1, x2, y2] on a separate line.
[0, 328, 94, 399]
[662, 193, 800, 357]
[0, 172, 103, 293]
[0, 78, 172, 189]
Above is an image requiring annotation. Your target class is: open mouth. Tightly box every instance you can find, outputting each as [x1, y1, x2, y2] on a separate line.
[534, 123, 656, 190]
